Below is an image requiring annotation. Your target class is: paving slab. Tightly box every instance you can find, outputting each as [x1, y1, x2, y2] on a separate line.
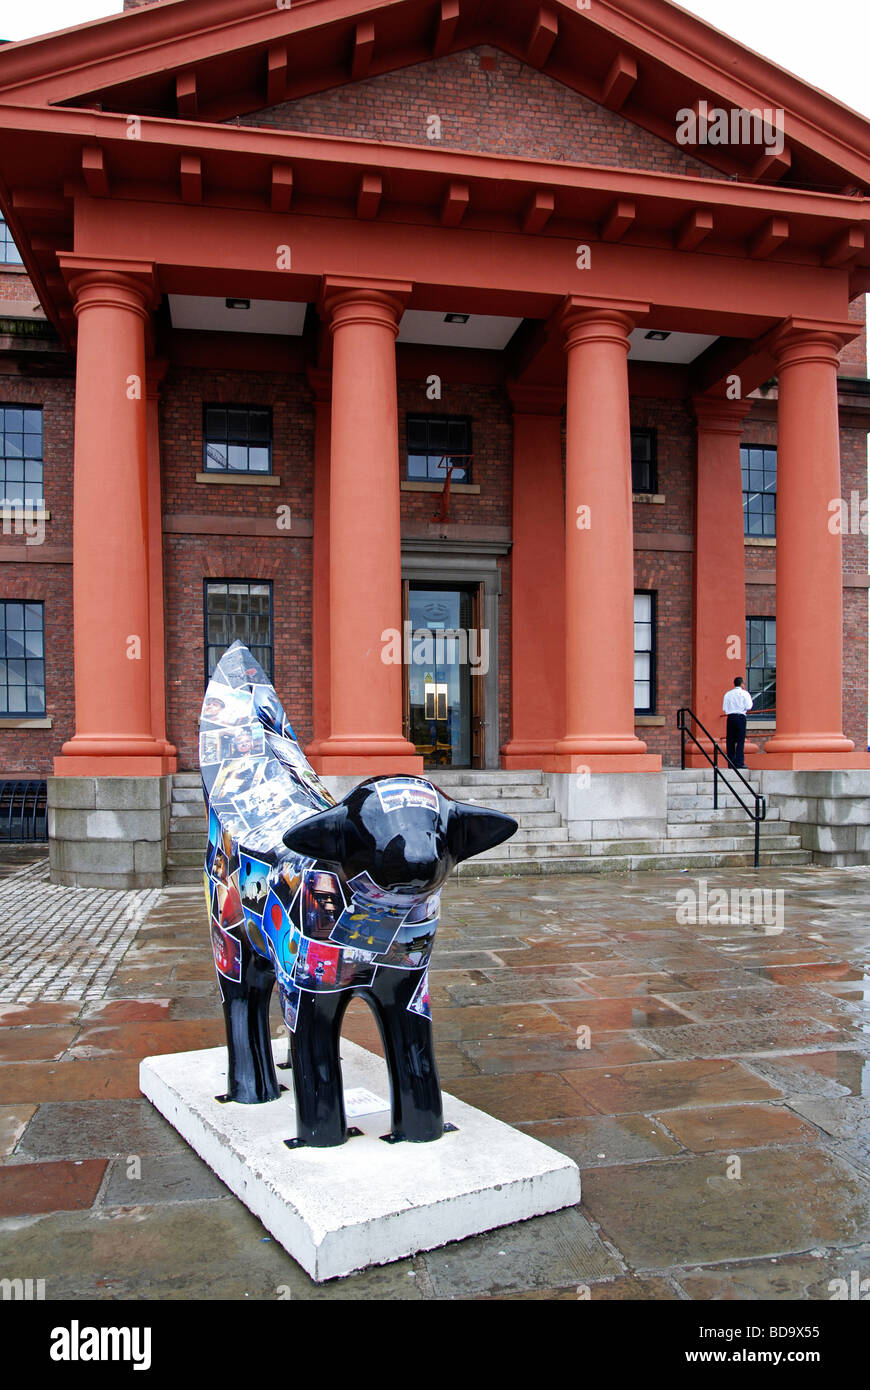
[581, 1148, 870, 1269]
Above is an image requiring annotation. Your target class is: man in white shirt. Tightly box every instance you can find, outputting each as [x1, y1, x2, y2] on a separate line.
[722, 677, 754, 769]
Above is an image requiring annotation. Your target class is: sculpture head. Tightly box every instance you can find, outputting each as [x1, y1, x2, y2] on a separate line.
[282, 775, 516, 897]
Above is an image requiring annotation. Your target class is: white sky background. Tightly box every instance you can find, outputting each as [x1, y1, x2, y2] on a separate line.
[1, 0, 868, 116]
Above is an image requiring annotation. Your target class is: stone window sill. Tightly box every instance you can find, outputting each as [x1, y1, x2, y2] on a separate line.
[401, 481, 480, 494]
[633, 493, 665, 505]
[0, 716, 52, 728]
[635, 714, 664, 725]
[0, 262, 28, 275]
[0, 509, 49, 520]
[745, 536, 776, 546]
[196, 473, 282, 487]
[748, 720, 776, 731]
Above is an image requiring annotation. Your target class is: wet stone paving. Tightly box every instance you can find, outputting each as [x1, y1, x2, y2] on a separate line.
[1, 852, 870, 1300]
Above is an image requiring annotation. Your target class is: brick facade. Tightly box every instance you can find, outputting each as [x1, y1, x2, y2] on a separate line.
[1, 36, 868, 776]
[239, 46, 722, 180]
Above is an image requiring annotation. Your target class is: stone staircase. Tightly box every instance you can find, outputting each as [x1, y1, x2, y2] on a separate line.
[165, 766, 812, 884]
[166, 772, 206, 885]
[438, 767, 812, 877]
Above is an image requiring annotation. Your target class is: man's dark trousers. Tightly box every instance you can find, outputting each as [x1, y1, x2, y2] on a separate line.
[726, 713, 747, 768]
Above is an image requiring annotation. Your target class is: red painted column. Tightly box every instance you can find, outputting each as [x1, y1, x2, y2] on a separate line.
[759, 320, 869, 768]
[501, 384, 565, 768]
[304, 368, 331, 758]
[310, 276, 422, 775]
[54, 261, 174, 775]
[689, 397, 755, 764]
[553, 297, 660, 771]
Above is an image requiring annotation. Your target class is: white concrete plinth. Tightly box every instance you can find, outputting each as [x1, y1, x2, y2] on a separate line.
[140, 1040, 581, 1282]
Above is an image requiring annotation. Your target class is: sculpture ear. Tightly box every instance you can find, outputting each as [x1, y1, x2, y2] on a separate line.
[283, 805, 348, 862]
[446, 801, 517, 865]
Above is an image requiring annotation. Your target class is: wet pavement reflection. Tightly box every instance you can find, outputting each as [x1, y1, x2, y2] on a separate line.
[2, 859, 870, 1300]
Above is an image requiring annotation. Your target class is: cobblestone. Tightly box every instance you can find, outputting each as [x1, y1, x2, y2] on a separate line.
[0, 858, 163, 1004]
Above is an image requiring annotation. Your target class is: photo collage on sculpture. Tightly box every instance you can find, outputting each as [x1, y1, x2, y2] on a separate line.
[200, 643, 438, 1027]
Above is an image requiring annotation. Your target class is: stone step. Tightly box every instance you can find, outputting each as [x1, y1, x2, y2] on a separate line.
[666, 768, 761, 782]
[442, 782, 550, 802]
[169, 800, 208, 819]
[166, 849, 206, 869]
[171, 786, 204, 803]
[468, 796, 557, 815]
[169, 818, 207, 837]
[513, 810, 563, 827]
[512, 825, 570, 844]
[168, 831, 208, 852]
[657, 834, 803, 854]
[665, 818, 785, 838]
[431, 769, 544, 786]
[172, 773, 202, 788]
[167, 867, 203, 885]
[459, 847, 812, 878]
[667, 806, 781, 824]
[667, 793, 764, 810]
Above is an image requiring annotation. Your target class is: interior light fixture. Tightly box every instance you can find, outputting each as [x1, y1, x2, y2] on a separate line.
[644, 330, 672, 341]
[226, 297, 251, 310]
[444, 313, 470, 324]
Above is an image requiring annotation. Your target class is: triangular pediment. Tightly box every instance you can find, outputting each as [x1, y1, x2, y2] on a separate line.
[0, 0, 867, 193]
[236, 44, 723, 181]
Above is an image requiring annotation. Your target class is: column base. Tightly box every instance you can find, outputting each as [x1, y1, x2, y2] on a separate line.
[501, 739, 558, 770]
[54, 754, 178, 776]
[749, 751, 870, 770]
[48, 774, 172, 888]
[542, 753, 662, 773]
[309, 736, 423, 777]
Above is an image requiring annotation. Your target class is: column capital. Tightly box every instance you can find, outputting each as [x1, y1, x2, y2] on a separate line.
[58, 255, 158, 321]
[506, 381, 563, 415]
[318, 275, 412, 336]
[771, 316, 859, 370]
[559, 294, 649, 351]
[692, 395, 753, 434]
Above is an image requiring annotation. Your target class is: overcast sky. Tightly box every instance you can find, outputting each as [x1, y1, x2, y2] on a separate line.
[1, 0, 868, 117]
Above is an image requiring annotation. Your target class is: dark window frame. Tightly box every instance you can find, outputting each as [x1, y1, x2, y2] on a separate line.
[631, 427, 658, 495]
[0, 218, 23, 267]
[0, 600, 46, 716]
[746, 615, 776, 720]
[741, 444, 777, 538]
[202, 404, 273, 475]
[0, 404, 44, 508]
[406, 413, 473, 484]
[203, 580, 274, 686]
[634, 589, 656, 715]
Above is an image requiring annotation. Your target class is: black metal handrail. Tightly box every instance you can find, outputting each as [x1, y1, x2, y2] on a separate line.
[0, 780, 48, 842]
[676, 708, 766, 868]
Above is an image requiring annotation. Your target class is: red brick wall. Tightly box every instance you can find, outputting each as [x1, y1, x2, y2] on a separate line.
[0, 374, 74, 775]
[239, 46, 721, 179]
[0, 270, 39, 312]
[398, 382, 511, 530]
[840, 294, 867, 376]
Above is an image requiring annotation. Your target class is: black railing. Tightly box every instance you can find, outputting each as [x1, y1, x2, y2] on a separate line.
[676, 709, 766, 868]
[0, 780, 48, 842]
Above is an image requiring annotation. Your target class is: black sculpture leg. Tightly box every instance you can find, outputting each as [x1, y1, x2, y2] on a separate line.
[369, 969, 444, 1143]
[289, 988, 352, 1147]
[219, 949, 281, 1104]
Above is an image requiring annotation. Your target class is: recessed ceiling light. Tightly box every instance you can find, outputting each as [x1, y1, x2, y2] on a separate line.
[644, 330, 672, 341]
[226, 297, 251, 310]
[444, 313, 470, 324]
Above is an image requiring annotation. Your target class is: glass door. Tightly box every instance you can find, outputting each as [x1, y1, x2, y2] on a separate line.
[406, 585, 480, 769]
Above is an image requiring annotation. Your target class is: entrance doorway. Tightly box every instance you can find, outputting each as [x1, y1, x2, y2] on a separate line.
[403, 582, 485, 769]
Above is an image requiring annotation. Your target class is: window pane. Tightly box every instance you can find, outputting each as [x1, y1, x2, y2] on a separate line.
[205, 408, 225, 438]
[226, 410, 248, 440]
[227, 445, 247, 471]
[248, 447, 270, 472]
[204, 443, 227, 469]
[248, 411, 271, 442]
[407, 454, 427, 479]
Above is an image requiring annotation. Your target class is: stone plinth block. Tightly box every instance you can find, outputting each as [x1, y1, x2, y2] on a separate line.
[140, 1039, 581, 1283]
